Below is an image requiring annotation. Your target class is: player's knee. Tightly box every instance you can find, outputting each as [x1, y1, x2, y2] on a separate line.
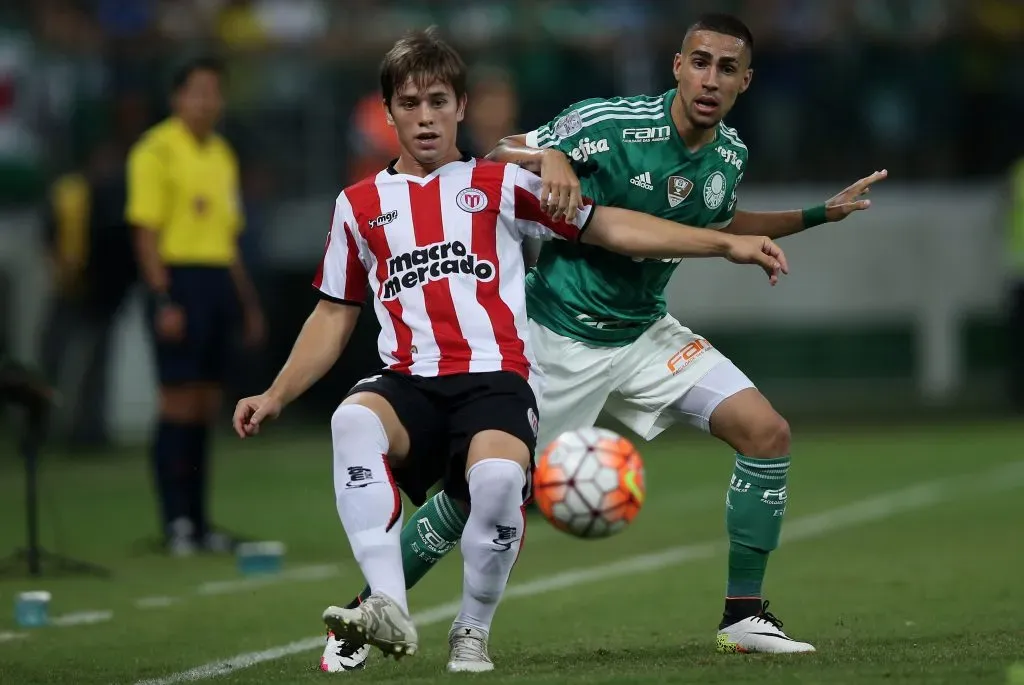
[466, 458, 526, 521]
[744, 413, 791, 458]
[331, 404, 388, 458]
[159, 386, 203, 423]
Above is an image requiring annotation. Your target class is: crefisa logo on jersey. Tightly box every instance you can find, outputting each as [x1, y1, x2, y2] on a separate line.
[569, 137, 609, 163]
[382, 240, 495, 300]
[456, 188, 488, 213]
[703, 171, 727, 210]
[667, 176, 693, 207]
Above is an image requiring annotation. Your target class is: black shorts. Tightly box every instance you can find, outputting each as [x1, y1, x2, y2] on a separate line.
[345, 370, 539, 506]
[149, 266, 238, 385]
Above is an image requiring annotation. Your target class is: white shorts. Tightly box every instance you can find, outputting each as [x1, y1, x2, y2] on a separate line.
[528, 315, 755, 451]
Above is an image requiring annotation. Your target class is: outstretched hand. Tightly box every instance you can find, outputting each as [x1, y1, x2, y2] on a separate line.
[725, 235, 790, 286]
[232, 393, 283, 438]
[825, 169, 888, 222]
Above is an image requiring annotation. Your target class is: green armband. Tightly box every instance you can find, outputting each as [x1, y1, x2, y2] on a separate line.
[801, 204, 828, 228]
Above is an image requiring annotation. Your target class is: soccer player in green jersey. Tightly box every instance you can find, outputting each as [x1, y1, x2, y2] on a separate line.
[322, 13, 885, 670]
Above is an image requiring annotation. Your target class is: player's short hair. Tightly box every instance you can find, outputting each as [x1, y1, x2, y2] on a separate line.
[685, 13, 754, 58]
[171, 56, 225, 93]
[380, 26, 467, 107]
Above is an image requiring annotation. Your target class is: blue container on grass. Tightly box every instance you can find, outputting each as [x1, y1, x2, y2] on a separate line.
[236, 541, 285, 576]
[15, 591, 51, 627]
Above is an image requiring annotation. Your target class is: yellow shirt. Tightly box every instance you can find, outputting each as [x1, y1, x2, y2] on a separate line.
[126, 117, 242, 266]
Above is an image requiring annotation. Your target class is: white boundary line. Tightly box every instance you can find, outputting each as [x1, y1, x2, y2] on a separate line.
[135, 460, 1024, 685]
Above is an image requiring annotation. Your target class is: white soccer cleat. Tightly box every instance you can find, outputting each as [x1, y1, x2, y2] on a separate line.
[322, 593, 418, 659]
[446, 624, 494, 673]
[716, 602, 816, 654]
[319, 630, 371, 672]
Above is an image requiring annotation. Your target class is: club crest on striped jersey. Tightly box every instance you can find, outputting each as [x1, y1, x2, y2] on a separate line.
[553, 111, 583, 138]
[456, 187, 489, 213]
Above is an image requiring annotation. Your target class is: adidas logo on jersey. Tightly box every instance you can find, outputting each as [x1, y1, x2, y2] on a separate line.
[630, 172, 654, 191]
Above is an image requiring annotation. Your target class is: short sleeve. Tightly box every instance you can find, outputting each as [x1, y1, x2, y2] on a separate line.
[524, 100, 597, 155]
[312, 192, 369, 305]
[512, 166, 595, 242]
[125, 142, 168, 230]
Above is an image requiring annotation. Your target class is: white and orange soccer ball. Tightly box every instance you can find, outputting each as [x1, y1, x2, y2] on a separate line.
[533, 428, 645, 539]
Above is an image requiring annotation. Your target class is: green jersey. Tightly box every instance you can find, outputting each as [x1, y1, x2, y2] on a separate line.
[524, 89, 748, 346]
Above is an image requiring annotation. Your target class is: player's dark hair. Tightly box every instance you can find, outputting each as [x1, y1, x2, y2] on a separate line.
[171, 56, 225, 93]
[380, 26, 467, 107]
[685, 13, 754, 57]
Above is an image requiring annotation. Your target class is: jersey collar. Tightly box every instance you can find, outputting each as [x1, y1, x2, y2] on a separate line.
[385, 152, 474, 183]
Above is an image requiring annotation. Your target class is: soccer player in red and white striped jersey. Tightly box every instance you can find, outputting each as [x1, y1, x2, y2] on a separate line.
[312, 157, 596, 380]
[232, 27, 787, 673]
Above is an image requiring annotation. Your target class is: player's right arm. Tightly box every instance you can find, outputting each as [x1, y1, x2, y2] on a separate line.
[233, 194, 369, 438]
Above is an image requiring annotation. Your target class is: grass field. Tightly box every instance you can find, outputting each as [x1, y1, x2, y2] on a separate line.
[0, 418, 1022, 684]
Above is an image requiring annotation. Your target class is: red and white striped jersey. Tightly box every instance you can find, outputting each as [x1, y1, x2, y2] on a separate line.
[313, 156, 595, 380]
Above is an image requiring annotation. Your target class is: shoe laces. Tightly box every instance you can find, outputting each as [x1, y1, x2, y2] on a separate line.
[752, 600, 784, 629]
[451, 629, 490, 663]
[335, 638, 365, 658]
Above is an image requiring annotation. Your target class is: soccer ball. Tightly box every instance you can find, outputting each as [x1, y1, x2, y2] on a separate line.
[533, 427, 645, 538]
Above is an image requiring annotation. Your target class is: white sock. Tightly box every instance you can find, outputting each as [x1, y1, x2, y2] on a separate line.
[331, 403, 407, 614]
[454, 458, 526, 633]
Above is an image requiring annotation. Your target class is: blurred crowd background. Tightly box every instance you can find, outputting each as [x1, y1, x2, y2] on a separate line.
[0, 0, 1021, 447]
[2, 0, 1022, 206]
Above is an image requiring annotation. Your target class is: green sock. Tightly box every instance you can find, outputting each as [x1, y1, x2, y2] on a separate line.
[725, 454, 789, 601]
[353, 490, 468, 605]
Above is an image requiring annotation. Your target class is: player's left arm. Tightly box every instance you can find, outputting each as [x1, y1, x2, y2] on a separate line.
[511, 168, 787, 285]
[724, 169, 888, 239]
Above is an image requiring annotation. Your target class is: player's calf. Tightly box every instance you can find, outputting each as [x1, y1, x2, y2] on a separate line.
[706, 385, 811, 650]
[320, 491, 469, 672]
[450, 452, 528, 672]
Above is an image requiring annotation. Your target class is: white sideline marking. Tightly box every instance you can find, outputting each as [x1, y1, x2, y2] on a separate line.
[197, 564, 339, 596]
[135, 597, 181, 610]
[51, 610, 113, 627]
[0, 631, 29, 643]
[135, 460, 1024, 685]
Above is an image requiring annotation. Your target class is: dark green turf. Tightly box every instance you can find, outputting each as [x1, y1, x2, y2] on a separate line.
[0, 420, 1021, 684]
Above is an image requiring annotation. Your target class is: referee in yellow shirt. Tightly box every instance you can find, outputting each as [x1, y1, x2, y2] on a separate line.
[126, 57, 264, 555]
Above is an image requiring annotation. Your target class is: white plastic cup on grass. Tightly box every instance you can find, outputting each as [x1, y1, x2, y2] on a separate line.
[236, 541, 285, 575]
[15, 591, 51, 627]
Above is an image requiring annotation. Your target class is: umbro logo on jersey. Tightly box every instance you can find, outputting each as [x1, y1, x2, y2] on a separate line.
[630, 172, 654, 191]
[667, 175, 694, 207]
